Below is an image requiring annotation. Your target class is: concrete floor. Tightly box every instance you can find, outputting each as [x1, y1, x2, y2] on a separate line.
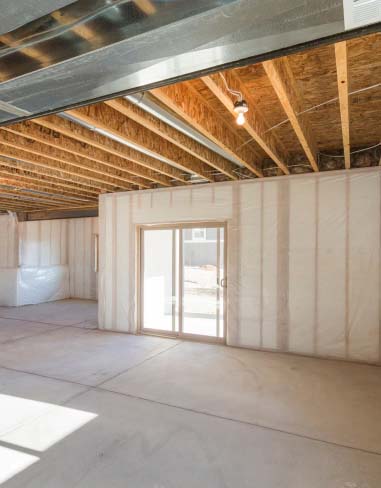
[0, 300, 380, 487]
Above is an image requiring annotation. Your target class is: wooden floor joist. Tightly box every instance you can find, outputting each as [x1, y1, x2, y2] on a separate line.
[66, 103, 216, 181]
[105, 98, 239, 180]
[34, 115, 186, 184]
[0, 131, 143, 189]
[151, 83, 263, 177]
[0, 160, 102, 197]
[0, 143, 128, 192]
[0, 187, 90, 206]
[4, 121, 173, 187]
[26, 203, 98, 213]
[263, 58, 319, 172]
[202, 72, 289, 175]
[0, 169, 97, 201]
[0, 32, 378, 215]
[335, 41, 351, 169]
[0, 196, 54, 209]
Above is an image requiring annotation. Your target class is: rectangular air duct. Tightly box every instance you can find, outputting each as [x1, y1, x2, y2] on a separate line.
[344, 0, 381, 30]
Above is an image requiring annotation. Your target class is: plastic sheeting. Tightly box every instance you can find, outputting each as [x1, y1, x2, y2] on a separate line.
[18, 217, 98, 300]
[0, 265, 69, 306]
[99, 167, 381, 364]
[0, 216, 98, 306]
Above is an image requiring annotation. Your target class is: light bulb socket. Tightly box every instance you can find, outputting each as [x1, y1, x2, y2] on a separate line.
[233, 99, 248, 114]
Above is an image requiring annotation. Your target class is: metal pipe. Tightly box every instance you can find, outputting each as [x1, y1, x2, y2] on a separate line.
[126, 92, 244, 167]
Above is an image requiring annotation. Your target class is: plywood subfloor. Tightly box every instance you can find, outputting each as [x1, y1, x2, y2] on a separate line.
[0, 300, 380, 487]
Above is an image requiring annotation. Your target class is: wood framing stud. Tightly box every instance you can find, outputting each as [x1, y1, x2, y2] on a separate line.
[263, 58, 319, 172]
[335, 41, 351, 169]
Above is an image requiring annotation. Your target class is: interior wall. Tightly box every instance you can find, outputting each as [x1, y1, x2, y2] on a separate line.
[99, 167, 381, 364]
[68, 217, 98, 300]
[19, 217, 98, 300]
[0, 216, 98, 306]
[19, 219, 68, 266]
[0, 213, 19, 267]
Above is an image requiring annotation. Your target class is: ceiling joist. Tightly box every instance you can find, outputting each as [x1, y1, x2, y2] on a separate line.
[151, 83, 263, 177]
[0, 168, 97, 202]
[66, 103, 215, 181]
[0, 130, 147, 189]
[335, 41, 351, 169]
[34, 115, 185, 185]
[4, 121, 173, 187]
[262, 58, 319, 172]
[0, 142, 128, 192]
[105, 98, 239, 180]
[0, 158, 102, 197]
[202, 72, 289, 175]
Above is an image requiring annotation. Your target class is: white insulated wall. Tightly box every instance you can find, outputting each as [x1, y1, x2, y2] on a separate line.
[19, 219, 68, 266]
[68, 217, 98, 299]
[99, 167, 381, 364]
[19, 217, 98, 300]
[0, 213, 19, 267]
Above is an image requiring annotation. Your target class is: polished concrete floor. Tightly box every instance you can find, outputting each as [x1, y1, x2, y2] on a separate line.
[0, 299, 380, 487]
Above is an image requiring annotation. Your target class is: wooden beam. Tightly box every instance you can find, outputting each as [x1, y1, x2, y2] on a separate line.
[0, 143, 127, 192]
[66, 104, 215, 181]
[26, 204, 98, 213]
[202, 73, 289, 175]
[0, 131, 142, 189]
[151, 83, 262, 177]
[0, 197, 52, 209]
[0, 176, 94, 203]
[105, 98, 239, 180]
[33, 115, 188, 184]
[335, 41, 351, 169]
[0, 187, 90, 206]
[0, 159, 101, 197]
[5, 121, 173, 187]
[263, 58, 319, 172]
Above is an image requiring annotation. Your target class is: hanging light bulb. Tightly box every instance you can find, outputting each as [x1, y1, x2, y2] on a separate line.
[233, 99, 248, 126]
[236, 112, 246, 125]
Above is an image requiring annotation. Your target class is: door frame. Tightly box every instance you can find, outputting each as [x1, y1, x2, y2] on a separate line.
[137, 221, 227, 344]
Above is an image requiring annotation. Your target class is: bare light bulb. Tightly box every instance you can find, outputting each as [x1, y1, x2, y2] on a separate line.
[236, 112, 245, 125]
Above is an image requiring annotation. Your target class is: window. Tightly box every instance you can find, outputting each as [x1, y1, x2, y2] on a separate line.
[191, 228, 206, 241]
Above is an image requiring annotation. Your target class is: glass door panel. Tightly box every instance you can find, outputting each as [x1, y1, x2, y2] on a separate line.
[181, 226, 224, 338]
[140, 223, 226, 341]
[142, 229, 177, 333]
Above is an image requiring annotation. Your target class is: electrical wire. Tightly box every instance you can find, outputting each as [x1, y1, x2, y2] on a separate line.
[318, 142, 381, 159]
[219, 73, 243, 101]
[264, 81, 381, 134]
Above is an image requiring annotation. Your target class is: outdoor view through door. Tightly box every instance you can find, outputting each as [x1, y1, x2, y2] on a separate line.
[140, 223, 226, 341]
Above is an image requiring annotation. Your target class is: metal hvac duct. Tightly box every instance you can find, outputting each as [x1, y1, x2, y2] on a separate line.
[0, 0, 379, 125]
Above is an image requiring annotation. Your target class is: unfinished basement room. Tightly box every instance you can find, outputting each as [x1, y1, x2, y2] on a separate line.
[0, 1, 380, 487]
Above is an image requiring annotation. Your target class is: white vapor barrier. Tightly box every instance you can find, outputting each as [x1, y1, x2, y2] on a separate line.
[17, 265, 70, 306]
[0, 213, 19, 267]
[68, 217, 98, 300]
[99, 167, 381, 364]
[0, 217, 98, 306]
[19, 219, 68, 266]
[0, 266, 69, 306]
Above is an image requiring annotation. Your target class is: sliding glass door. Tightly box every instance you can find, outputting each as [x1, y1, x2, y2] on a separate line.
[140, 223, 226, 341]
